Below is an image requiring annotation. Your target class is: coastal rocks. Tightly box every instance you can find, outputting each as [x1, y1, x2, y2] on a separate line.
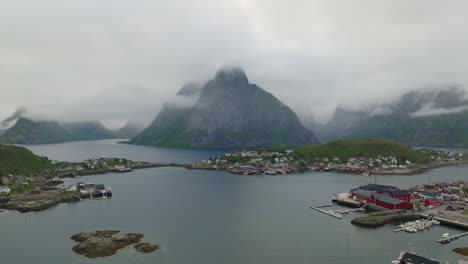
[453, 247, 468, 256]
[0, 192, 91, 213]
[70, 230, 159, 258]
[134, 242, 160, 253]
[351, 212, 425, 228]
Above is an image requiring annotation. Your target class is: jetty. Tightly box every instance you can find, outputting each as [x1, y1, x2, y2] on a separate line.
[437, 231, 468, 244]
[309, 206, 343, 219]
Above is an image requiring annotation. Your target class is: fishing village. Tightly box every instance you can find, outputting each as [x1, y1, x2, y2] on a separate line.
[308, 181, 468, 263]
[0, 157, 184, 213]
[187, 148, 468, 176]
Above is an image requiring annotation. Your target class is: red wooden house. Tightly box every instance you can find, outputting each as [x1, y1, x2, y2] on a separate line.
[424, 198, 441, 207]
[390, 190, 411, 202]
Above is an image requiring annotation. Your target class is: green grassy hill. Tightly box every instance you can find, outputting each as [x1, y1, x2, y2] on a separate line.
[0, 144, 55, 176]
[294, 137, 431, 164]
[0, 118, 74, 144]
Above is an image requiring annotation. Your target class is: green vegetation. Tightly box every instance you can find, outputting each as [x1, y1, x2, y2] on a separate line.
[9, 183, 37, 195]
[360, 217, 381, 223]
[252, 147, 287, 153]
[294, 137, 431, 164]
[0, 118, 74, 144]
[0, 144, 55, 176]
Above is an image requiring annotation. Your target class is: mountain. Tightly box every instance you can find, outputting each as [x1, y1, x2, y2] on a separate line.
[0, 129, 5, 136]
[0, 144, 55, 176]
[113, 122, 146, 139]
[62, 121, 116, 140]
[294, 137, 431, 164]
[0, 118, 74, 144]
[313, 87, 468, 146]
[130, 68, 319, 148]
[0, 118, 120, 144]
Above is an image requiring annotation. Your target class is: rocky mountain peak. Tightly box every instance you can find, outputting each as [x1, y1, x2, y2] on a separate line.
[213, 67, 249, 87]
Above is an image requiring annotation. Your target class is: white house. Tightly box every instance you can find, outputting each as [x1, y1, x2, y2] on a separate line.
[0, 186, 11, 194]
[66, 184, 77, 191]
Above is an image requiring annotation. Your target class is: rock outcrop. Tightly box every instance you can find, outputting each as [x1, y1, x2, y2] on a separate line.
[70, 230, 159, 258]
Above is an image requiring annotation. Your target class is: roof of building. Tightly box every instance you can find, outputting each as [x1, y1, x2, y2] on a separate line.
[400, 252, 440, 264]
[392, 190, 411, 196]
[421, 192, 439, 198]
[351, 189, 375, 198]
[377, 195, 406, 205]
[359, 184, 398, 192]
[425, 197, 440, 202]
[439, 182, 449, 186]
[0, 186, 10, 190]
[374, 192, 391, 199]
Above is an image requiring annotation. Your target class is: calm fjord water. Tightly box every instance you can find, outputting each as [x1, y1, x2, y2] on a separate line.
[2, 139, 467, 264]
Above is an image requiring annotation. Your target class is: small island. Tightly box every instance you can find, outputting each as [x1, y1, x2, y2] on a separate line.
[70, 230, 160, 258]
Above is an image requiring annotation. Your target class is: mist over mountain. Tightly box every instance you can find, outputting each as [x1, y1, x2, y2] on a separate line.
[308, 86, 468, 146]
[114, 122, 147, 139]
[130, 68, 319, 148]
[62, 121, 116, 140]
[0, 117, 131, 144]
[0, 118, 74, 144]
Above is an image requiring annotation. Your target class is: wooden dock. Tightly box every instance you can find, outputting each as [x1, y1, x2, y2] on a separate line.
[437, 231, 468, 244]
[315, 205, 333, 208]
[309, 206, 342, 219]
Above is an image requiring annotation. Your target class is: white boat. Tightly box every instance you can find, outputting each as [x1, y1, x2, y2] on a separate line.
[442, 233, 450, 238]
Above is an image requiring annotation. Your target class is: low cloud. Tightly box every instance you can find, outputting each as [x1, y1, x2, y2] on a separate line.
[410, 103, 468, 118]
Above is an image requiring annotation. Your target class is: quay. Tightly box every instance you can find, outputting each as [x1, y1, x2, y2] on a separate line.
[437, 231, 468, 244]
[309, 206, 343, 219]
[336, 197, 362, 208]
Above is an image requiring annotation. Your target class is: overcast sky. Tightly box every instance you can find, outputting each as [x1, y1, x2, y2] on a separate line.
[1, 0, 468, 128]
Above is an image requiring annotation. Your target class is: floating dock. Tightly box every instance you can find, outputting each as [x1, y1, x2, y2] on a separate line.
[309, 206, 343, 219]
[437, 231, 468, 244]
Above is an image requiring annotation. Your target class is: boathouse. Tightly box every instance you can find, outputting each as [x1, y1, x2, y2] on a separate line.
[358, 183, 399, 193]
[424, 198, 441, 207]
[390, 189, 411, 202]
[375, 196, 414, 210]
[350, 189, 374, 203]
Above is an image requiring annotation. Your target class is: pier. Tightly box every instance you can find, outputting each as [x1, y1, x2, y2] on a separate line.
[437, 231, 468, 244]
[309, 206, 343, 219]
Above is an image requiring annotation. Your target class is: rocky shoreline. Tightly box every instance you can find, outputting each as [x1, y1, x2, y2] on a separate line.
[351, 211, 426, 228]
[0, 191, 92, 213]
[71, 230, 159, 258]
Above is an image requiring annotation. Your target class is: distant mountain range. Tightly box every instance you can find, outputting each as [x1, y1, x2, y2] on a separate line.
[307, 86, 468, 147]
[0, 118, 144, 144]
[129, 68, 319, 148]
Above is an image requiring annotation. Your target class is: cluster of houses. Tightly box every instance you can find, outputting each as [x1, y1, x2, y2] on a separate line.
[349, 181, 467, 212]
[419, 149, 465, 161]
[53, 157, 138, 172]
[309, 155, 414, 174]
[62, 182, 112, 197]
[196, 149, 295, 168]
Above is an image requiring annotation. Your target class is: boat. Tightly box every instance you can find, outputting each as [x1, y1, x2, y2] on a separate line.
[362, 171, 371, 176]
[0, 209, 6, 212]
[332, 193, 338, 202]
[106, 186, 113, 197]
[442, 233, 449, 238]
